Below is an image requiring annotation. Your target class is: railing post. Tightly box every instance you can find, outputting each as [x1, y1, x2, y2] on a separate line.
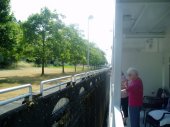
[40, 82, 43, 96]
[29, 85, 32, 100]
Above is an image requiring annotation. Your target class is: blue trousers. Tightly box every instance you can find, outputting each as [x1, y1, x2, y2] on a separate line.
[129, 106, 141, 127]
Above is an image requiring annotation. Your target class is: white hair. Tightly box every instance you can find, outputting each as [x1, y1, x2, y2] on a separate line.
[127, 67, 138, 76]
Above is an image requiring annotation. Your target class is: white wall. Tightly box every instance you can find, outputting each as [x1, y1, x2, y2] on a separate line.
[122, 51, 162, 95]
[157, 37, 170, 90]
[122, 37, 170, 95]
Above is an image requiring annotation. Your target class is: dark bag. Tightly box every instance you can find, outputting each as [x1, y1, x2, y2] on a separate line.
[166, 98, 170, 112]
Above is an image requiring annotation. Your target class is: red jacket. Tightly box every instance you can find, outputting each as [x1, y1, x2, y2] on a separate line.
[127, 78, 143, 106]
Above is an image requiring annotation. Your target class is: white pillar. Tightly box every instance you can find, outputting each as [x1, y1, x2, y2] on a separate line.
[112, 3, 123, 107]
[108, 2, 124, 127]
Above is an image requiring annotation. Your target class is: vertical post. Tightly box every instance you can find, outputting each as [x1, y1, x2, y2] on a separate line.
[87, 18, 90, 67]
[112, 3, 123, 107]
[169, 57, 170, 88]
[87, 15, 93, 69]
[29, 85, 32, 100]
[42, 31, 45, 76]
[162, 55, 165, 89]
[108, 1, 123, 127]
[40, 82, 43, 95]
[109, 3, 124, 127]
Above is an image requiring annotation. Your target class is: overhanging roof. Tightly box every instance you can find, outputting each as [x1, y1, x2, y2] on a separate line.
[117, 0, 170, 3]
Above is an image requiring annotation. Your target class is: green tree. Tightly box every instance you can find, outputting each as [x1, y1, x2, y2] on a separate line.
[89, 43, 107, 69]
[57, 26, 71, 73]
[0, 0, 22, 68]
[23, 7, 62, 75]
[80, 41, 88, 70]
[0, 0, 12, 22]
[62, 25, 88, 72]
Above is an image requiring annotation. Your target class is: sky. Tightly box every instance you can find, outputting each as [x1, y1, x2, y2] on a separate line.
[10, 0, 113, 63]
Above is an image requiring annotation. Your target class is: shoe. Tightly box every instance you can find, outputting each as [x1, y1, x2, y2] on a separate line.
[124, 120, 127, 126]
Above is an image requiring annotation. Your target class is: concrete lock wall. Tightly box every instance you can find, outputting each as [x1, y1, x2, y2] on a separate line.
[0, 71, 110, 127]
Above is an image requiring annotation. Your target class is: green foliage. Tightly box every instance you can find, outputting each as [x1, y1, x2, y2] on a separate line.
[0, 0, 23, 68]
[0, 0, 12, 22]
[58, 26, 71, 63]
[0, 3, 107, 73]
[89, 43, 107, 67]
[22, 7, 62, 75]
[68, 25, 87, 72]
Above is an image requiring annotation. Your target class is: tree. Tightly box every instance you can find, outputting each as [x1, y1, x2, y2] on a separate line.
[0, 0, 12, 22]
[23, 7, 62, 75]
[68, 25, 82, 72]
[57, 26, 71, 73]
[61, 25, 88, 72]
[89, 43, 107, 69]
[0, 0, 23, 68]
[80, 40, 88, 70]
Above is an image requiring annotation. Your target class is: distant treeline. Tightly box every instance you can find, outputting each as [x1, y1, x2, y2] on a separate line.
[0, 0, 107, 75]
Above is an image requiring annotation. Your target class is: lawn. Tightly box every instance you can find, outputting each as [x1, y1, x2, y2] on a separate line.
[0, 62, 88, 100]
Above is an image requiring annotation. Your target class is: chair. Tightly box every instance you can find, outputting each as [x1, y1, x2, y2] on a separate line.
[145, 98, 170, 127]
[143, 88, 164, 105]
[142, 88, 169, 123]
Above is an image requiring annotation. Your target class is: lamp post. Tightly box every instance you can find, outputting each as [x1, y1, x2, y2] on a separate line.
[87, 15, 93, 68]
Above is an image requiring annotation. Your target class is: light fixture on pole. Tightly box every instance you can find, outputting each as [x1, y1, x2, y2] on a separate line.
[87, 15, 93, 68]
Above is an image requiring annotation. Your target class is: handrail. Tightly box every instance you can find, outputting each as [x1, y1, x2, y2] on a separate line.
[40, 68, 110, 95]
[72, 68, 109, 82]
[0, 68, 110, 105]
[0, 84, 32, 106]
[40, 75, 72, 95]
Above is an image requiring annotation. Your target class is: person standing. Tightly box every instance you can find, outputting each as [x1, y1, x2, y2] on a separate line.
[121, 72, 128, 125]
[126, 68, 143, 127]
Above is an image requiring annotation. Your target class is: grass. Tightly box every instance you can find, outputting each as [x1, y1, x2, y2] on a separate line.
[0, 61, 88, 100]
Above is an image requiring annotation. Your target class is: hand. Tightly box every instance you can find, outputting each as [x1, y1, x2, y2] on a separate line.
[124, 81, 128, 89]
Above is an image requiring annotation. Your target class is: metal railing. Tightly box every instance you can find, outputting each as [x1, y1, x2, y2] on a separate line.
[40, 75, 72, 95]
[0, 68, 110, 106]
[40, 68, 109, 95]
[0, 84, 32, 106]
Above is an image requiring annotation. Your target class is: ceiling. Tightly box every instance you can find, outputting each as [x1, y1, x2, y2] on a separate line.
[120, 2, 170, 37]
[119, 1, 170, 51]
[117, 0, 170, 3]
